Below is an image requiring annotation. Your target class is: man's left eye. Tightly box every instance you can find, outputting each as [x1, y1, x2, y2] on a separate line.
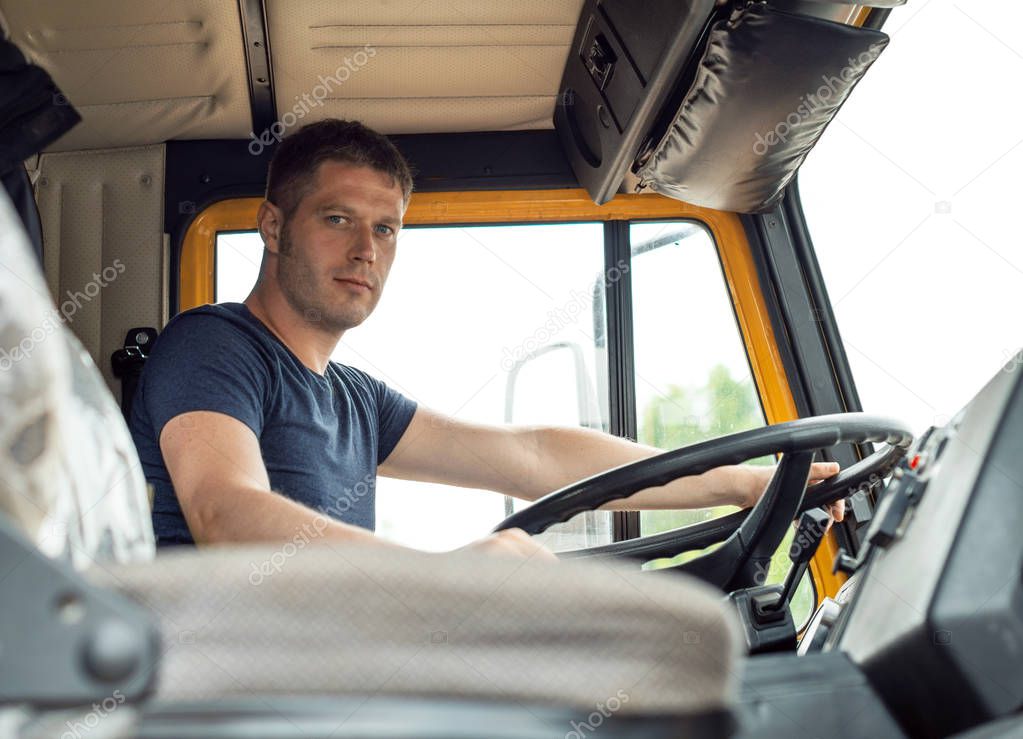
[375, 225, 394, 236]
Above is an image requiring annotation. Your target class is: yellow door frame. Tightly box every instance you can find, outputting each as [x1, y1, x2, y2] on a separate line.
[179, 188, 847, 599]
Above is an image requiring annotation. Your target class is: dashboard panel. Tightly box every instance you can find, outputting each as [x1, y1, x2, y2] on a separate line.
[832, 355, 1023, 736]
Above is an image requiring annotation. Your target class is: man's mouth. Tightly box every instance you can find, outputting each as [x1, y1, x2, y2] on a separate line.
[334, 277, 372, 292]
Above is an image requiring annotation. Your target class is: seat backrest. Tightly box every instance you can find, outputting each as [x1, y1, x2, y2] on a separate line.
[32, 144, 167, 396]
[0, 188, 154, 567]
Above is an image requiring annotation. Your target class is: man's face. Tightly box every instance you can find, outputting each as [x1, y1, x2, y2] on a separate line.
[272, 161, 405, 334]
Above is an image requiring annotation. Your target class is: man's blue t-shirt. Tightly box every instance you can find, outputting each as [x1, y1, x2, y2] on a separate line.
[129, 302, 417, 546]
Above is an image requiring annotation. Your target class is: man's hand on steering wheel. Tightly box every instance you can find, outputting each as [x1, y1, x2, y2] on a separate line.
[457, 528, 559, 562]
[738, 461, 845, 523]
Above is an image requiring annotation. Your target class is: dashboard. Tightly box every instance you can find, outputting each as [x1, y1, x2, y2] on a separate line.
[798, 354, 1023, 737]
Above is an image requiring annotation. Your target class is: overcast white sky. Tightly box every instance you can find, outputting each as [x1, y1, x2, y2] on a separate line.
[800, 0, 1023, 434]
[218, 0, 1023, 549]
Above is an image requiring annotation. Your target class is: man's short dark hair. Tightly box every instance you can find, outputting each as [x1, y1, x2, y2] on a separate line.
[265, 119, 413, 217]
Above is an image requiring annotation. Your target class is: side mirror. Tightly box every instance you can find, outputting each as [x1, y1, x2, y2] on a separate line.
[501, 341, 602, 518]
[503, 341, 602, 430]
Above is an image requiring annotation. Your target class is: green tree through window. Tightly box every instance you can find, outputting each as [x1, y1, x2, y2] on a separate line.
[637, 364, 813, 623]
[641, 364, 767, 449]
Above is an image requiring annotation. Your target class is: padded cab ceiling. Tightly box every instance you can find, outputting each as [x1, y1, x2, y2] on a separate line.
[0, 0, 252, 151]
[0, 0, 585, 151]
[266, 0, 582, 135]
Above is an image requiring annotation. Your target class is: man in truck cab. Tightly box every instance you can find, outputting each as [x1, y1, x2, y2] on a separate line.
[129, 119, 843, 558]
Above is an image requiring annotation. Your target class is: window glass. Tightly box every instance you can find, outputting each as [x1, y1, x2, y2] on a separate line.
[631, 221, 766, 538]
[629, 221, 812, 620]
[214, 216, 813, 616]
[215, 223, 611, 552]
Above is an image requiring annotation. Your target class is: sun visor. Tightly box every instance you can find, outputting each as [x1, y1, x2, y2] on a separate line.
[635, 5, 889, 213]
[554, 0, 716, 205]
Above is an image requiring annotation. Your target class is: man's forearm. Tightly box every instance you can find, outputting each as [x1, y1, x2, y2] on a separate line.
[185, 484, 398, 547]
[519, 426, 749, 510]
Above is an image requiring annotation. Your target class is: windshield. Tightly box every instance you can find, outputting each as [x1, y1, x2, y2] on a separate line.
[799, 2, 1023, 435]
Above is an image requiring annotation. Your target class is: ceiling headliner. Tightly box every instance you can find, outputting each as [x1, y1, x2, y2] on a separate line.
[0, 0, 585, 152]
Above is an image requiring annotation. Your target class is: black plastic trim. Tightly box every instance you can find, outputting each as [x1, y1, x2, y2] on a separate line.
[744, 208, 850, 418]
[862, 7, 893, 31]
[781, 180, 877, 553]
[394, 130, 577, 192]
[135, 697, 734, 739]
[604, 220, 640, 541]
[735, 651, 906, 737]
[740, 212, 811, 416]
[740, 189, 873, 555]
[0, 515, 160, 706]
[164, 140, 273, 315]
[786, 180, 864, 416]
[237, 0, 276, 138]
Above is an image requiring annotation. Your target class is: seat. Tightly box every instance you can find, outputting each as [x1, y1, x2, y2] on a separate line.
[0, 187, 742, 737]
[86, 542, 742, 738]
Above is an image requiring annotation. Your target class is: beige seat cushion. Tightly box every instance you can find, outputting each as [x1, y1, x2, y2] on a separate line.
[92, 543, 741, 715]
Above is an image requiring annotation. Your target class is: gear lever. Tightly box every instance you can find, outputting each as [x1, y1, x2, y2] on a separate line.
[729, 507, 833, 654]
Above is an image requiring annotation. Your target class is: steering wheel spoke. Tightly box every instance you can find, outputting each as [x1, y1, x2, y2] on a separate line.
[671, 451, 815, 590]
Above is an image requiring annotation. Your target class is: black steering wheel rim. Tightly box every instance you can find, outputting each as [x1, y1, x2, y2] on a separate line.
[494, 413, 913, 589]
[558, 439, 906, 563]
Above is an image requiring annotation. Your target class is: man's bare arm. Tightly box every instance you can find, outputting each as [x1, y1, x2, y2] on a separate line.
[379, 407, 841, 512]
[160, 411, 392, 546]
[159, 410, 557, 555]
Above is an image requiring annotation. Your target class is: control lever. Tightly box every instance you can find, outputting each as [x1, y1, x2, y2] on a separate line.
[729, 508, 832, 654]
[763, 507, 832, 615]
[834, 548, 861, 576]
[832, 457, 931, 575]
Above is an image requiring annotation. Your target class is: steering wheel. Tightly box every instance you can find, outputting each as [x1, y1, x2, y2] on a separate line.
[494, 413, 913, 591]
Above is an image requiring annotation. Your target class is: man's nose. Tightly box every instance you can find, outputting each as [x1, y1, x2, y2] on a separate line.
[350, 223, 376, 263]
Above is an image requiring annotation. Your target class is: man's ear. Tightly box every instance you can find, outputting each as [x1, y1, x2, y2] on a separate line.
[257, 201, 284, 254]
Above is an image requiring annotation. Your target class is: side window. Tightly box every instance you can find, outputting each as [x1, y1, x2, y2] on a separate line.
[215, 223, 612, 552]
[629, 221, 813, 620]
[630, 221, 767, 539]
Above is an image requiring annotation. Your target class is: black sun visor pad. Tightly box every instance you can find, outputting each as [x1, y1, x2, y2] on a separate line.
[636, 5, 889, 214]
[0, 35, 80, 173]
